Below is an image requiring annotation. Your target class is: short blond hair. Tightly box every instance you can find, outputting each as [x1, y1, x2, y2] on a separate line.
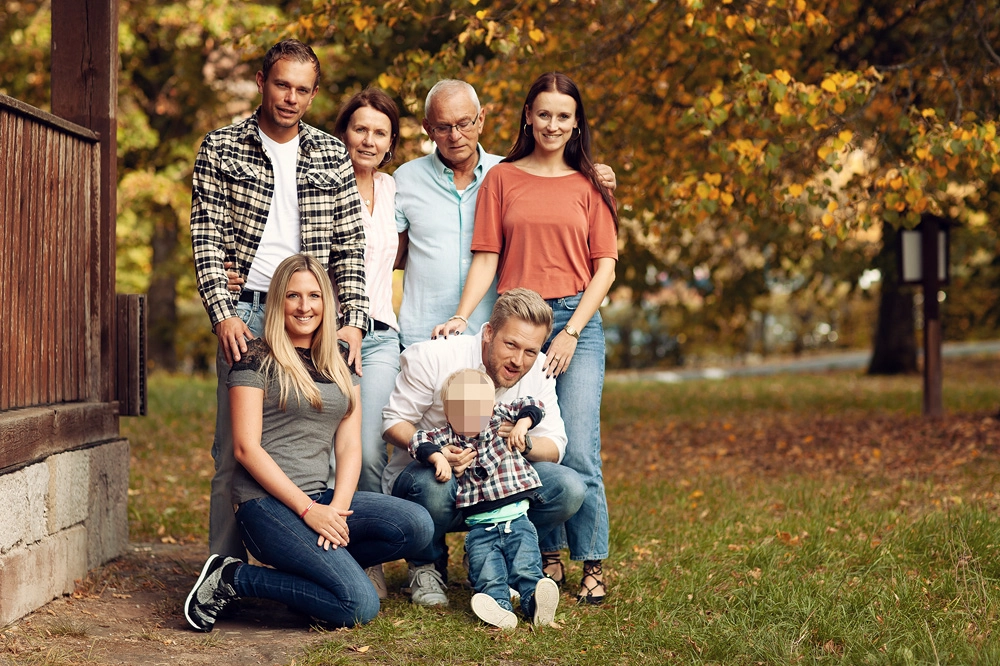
[488, 288, 553, 338]
[441, 367, 494, 402]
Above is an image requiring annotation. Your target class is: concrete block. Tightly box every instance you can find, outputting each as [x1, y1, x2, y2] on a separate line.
[87, 439, 129, 569]
[47, 449, 90, 532]
[0, 525, 87, 626]
[0, 463, 48, 554]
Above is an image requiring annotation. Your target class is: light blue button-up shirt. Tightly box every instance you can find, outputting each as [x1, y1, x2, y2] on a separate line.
[394, 145, 503, 348]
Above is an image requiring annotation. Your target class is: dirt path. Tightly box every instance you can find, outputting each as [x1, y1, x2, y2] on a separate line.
[1, 542, 332, 666]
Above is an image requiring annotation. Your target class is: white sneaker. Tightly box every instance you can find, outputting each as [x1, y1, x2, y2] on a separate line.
[532, 577, 560, 625]
[407, 563, 448, 606]
[365, 564, 387, 600]
[471, 593, 517, 629]
[509, 586, 520, 602]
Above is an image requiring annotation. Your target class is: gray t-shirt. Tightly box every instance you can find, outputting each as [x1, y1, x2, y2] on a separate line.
[228, 337, 359, 504]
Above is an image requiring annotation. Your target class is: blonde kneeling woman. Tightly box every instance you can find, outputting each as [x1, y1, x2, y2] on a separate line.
[184, 254, 432, 632]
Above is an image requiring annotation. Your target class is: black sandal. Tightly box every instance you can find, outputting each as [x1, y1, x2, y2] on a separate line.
[541, 551, 565, 588]
[577, 560, 605, 605]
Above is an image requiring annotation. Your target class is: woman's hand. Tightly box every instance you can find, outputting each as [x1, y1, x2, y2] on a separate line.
[224, 261, 244, 292]
[304, 503, 353, 550]
[431, 316, 469, 340]
[543, 330, 579, 378]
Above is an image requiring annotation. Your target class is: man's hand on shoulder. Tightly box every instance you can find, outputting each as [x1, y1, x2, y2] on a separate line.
[215, 316, 253, 365]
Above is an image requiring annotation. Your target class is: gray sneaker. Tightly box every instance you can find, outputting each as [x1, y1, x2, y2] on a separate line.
[366, 564, 388, 599]
[407, 563, 448, 606]
[184, 554, 241, 632]
[471, 593, 517, 629]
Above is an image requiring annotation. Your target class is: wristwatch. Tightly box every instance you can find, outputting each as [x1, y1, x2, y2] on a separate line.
[523, 434, 533, 455]
[564, 325, 580, 340]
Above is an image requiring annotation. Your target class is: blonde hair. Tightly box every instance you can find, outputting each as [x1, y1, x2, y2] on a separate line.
[488, 288, 553, 338]
[261, 254, 355, 413]
[441, 367, 494, 403]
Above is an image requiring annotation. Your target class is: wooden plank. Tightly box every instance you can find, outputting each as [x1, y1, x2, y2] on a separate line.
[0, 403, 119, 473]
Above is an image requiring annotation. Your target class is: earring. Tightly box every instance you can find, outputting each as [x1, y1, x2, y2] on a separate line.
[573, 127, 581, 137]
[523, 123, 531, 137]
[384, 150, 392, 162]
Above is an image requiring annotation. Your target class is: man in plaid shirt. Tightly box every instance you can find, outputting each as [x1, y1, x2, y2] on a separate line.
[191, 39, 369, 560]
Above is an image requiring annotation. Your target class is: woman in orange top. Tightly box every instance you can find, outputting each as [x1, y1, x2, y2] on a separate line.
[432, 72, 617, 604]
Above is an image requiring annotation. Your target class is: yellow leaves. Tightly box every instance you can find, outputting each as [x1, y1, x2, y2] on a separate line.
[704, 172, 722, 186]
[921, 108, 937, 118]
[377, 73, 402, 93]
[352, 12, 369, 31]
[528, 28, 544, 42]
[889, 175, 904, 190]
[915, 147, 929, 161]
[469, 0, 480, 4]
[826, 200, 838, 213]
[820, 77, 838, 93]
[743, 17, 756, 34]
[773, 69, 791, 85]
[725, 15, 738, 30]
[685, 13, 695, 28]
[720, 191, 735, 206]
[817, 145, 833, 161]
[838, 130, 853, 144]
[821, 213, 834, 227]
[774, 100, 791, 116]
[787, 183, 804, 197]
[985, 122, 997, 142]
[476, 10, 487, 20]
[709, 88, 725, 107]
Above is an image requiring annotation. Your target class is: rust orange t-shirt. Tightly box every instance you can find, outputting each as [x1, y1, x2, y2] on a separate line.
[471, 162, 618, 300]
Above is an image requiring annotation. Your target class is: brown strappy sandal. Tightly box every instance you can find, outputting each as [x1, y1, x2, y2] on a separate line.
[541, 551, 565, 588]
[577, 560, 606, 605]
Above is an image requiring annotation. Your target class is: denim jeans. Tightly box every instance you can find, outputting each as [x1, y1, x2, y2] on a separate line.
[390, 460, 585, 567]
[465, 514, 543, 617]
[539, 292, 610, 561]
[210, 298, 266, 559]
[336, 325, 400, 493]
[234, 489, 433, 627]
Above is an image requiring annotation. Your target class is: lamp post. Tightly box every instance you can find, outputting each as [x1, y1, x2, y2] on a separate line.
[898, 215, 950, 417]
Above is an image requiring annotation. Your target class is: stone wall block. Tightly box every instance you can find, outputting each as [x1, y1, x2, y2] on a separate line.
[47, 449, 90, 533]
[0, 526, 87, 626]
[0, 464, 48, 554]
[87, 439, 129, 568]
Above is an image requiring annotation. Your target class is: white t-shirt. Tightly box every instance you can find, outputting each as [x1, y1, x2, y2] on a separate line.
[245, 130, 301, 292]
[380, 325, 567, 493]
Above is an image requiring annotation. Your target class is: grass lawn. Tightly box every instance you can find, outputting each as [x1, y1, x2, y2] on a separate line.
[122, 355, 1000, 665]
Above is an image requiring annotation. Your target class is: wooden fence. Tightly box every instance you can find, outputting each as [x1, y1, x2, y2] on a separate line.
[0, 94, 101, 411]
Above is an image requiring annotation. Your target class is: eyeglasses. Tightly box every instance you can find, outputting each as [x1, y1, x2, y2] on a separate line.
[427, 118, 478, 137]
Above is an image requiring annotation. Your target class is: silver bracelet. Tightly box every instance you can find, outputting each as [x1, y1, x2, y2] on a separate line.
[448, 315, 469, 325]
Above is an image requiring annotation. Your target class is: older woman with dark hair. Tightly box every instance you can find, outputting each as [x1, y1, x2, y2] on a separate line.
[433, 72, 618, 605]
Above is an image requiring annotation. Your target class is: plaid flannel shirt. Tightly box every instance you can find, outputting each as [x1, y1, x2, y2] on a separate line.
[190, 109, 369, 330]
[410, 398, 544, 510]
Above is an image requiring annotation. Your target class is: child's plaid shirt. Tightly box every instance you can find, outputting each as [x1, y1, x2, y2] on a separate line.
[409, 397, 544, 509]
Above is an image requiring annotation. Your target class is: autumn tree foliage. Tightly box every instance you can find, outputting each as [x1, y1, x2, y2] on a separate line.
[3, 0, 997, 368]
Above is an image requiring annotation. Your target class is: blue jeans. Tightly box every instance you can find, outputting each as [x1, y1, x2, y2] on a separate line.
[466, 514, 543, 617]
[210, 298, 266, 559]
[333, 325, 400, 493]
[390, 461, 585, 567]
[234, 489, 433, 627]
[539, 292, 610, 561]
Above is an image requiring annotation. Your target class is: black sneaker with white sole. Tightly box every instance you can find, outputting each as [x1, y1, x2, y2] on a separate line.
[184, 554, 241, 632]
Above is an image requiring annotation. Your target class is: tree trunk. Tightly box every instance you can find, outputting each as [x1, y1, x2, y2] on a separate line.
[147, 205, 179, 372]
[868, 224, 918, 375]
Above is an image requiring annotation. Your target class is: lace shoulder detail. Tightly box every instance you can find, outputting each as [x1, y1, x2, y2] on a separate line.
[231, 338, 271, 373]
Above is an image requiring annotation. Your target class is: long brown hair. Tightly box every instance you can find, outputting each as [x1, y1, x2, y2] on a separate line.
[503, 72, 618, 227]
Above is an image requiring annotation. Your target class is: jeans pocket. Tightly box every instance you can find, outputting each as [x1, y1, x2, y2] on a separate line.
[235, 302, 254, 325]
